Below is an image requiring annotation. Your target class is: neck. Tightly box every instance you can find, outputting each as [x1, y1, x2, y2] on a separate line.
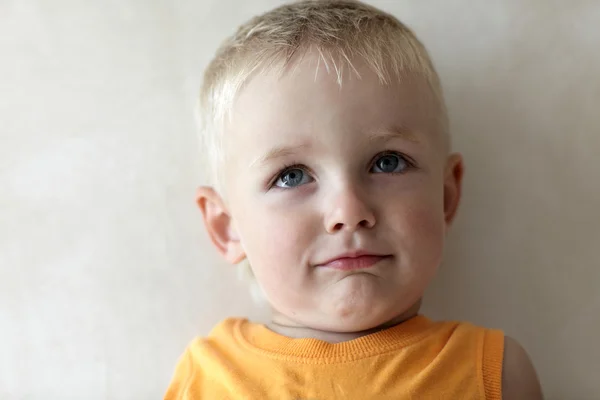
[267, 300, 422, 344]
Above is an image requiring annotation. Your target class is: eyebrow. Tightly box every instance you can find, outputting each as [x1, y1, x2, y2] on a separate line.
[367, 126, 420, 143]
[249, 143, 310, 168]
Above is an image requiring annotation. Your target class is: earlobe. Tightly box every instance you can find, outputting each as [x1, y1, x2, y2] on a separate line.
[443, 153, 464, 227]
[196, 186, 246, 264]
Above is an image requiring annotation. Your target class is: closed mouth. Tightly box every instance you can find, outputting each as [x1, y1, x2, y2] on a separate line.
[318, 254, 392, 270]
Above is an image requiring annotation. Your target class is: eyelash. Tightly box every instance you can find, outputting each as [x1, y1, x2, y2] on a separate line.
[268, 151, 416, 189]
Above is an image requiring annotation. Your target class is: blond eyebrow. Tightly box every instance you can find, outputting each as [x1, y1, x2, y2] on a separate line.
[249, 143, 310, 168]
[367, 126, 420, 143]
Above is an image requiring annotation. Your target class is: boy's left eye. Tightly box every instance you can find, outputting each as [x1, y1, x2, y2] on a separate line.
[370, 153, 410, 173]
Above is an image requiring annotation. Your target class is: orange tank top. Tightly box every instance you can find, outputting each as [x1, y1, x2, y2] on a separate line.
[165, 315, 504, 399]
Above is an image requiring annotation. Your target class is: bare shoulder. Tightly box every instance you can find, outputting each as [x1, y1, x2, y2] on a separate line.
[502, 335, 544, 399]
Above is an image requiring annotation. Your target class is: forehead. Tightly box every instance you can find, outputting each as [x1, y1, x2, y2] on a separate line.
[223, 52, 441, 159]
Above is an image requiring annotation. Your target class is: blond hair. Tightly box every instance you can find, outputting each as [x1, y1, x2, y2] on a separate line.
[198, 0, 448, 190]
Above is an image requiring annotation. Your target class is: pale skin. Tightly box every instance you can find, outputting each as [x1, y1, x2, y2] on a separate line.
[197, 52, 543, 398]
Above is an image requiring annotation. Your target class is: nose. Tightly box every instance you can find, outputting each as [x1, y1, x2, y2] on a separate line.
[324, 185, 376, 233]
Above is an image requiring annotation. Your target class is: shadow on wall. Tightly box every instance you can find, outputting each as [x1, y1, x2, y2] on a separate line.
[420, 12, 600, 398]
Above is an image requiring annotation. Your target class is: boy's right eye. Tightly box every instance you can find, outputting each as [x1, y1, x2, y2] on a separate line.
[273, 167, 313, 188]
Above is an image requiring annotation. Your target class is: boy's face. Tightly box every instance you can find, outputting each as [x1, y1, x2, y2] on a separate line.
[201, 53, 462, 332]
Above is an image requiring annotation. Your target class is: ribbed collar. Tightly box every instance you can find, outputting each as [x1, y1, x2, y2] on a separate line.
[233, 315, 437, 362]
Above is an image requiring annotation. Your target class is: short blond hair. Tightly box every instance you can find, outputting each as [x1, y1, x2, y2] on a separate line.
[198, 0, 448, 189]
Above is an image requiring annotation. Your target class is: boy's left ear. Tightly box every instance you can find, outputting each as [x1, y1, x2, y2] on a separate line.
[443, 153, 464, 227]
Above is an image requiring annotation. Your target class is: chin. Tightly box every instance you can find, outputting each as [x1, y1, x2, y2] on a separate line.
[321, 293, 423, 333]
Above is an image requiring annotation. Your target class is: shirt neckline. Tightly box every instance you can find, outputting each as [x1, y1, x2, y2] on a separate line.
[233, 314, 438, 361]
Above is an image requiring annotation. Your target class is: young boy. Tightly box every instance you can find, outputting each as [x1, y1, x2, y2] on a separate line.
[165, 1, 543, 398]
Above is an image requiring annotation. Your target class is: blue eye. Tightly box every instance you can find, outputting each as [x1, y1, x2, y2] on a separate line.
[274, 167, 312, 188]
[371, 153, 409, 173]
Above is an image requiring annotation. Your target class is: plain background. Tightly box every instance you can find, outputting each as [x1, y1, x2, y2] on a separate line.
[1, 0, 599, 399]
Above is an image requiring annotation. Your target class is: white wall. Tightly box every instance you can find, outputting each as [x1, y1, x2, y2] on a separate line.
[1, 1, 598, 399]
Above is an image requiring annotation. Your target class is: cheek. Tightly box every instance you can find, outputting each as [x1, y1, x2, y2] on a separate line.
[408, 207, 445, 272]
[389, 189, 446, 267]
[405, 204, 445, 253]
[233, 202, 315, 284]
[236, 206, 319, 313]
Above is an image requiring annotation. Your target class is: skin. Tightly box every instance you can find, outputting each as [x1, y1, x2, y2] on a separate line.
[196, 51, 543, 398]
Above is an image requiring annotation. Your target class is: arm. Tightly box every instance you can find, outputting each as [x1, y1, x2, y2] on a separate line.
[502, 336, 543, 399]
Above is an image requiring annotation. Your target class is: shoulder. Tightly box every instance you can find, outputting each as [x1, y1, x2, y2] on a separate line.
[174, 318, 248, 362]
[502, 335, 544, 399]
[164, 319, 248, 399]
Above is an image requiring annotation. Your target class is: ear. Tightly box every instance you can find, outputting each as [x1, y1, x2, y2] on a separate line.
[443, 153, 464, 227]
[196, 186, 246, 264]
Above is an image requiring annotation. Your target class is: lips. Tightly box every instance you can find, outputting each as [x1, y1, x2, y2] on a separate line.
[317, 251, 392, 271]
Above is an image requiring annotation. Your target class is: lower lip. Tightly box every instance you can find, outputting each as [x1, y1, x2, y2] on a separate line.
[321, 255, 391, 271]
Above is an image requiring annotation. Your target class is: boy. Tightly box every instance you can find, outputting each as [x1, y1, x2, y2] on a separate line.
[165, 1, 543, 398]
